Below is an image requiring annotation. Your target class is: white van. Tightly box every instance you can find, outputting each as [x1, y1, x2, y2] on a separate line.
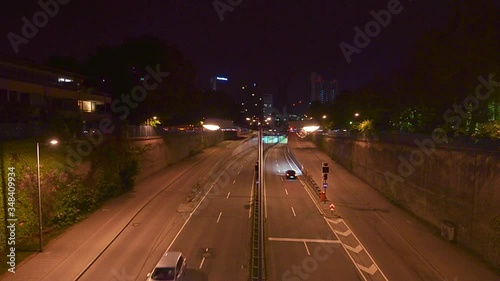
[146, 251, 187, 281]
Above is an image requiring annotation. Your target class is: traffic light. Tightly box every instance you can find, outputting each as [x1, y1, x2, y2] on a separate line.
[323, 173, 328, 181]
[322, 162, 329, 174]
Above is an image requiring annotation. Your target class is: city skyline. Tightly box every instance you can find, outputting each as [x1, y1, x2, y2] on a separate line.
[0, 0, 460, 105]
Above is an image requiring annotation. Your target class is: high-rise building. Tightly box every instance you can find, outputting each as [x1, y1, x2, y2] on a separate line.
[210, 76, 229, 91]
[310, 72, 338, 104]
[263, 93, 273, 117]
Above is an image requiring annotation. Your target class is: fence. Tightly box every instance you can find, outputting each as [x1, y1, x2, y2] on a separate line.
[126, 125, 158, 138]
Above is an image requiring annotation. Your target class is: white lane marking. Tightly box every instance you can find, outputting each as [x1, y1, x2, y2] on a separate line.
[323, 217, 368, 281]
[345, 244, 363, 254]
[226, 192, 230, 198]
[295, 167, 387, 280]
[166, 168, 228, 252]
[281, 177, 283, 181]
[299, 179, 324, 215]
[327, 217, 389, 280]
[249, 173, 255, 219]
[268, 237, 340, 243]
[284, 149, 302, 173]
[334, 229, 352, 237]
[199, 257, 206, 269]
[303, 241, 311, 256]
[325, 217, 342, 224]
[217, 212, 222, 223]
[233, 179, 236, 184]
[285, 189, 288, 195]
[291, 207, 296, 217]
[264, 161, 268, 220]
[357, 264, 378, 275]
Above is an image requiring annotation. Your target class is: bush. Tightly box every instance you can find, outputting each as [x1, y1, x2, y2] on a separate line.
[474, 121, 500, 139]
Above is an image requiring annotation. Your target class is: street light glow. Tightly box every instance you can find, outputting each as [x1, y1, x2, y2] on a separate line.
[203, 124, 220, 131]
[354, 113, 360, 117]
[37, 138, 59, 252]
[303, 126, 320, 132]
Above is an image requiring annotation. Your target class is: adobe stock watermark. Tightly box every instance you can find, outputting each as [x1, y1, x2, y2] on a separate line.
[339, 0, 406, 64]
[384, 73, 500, 190]
[179, 105, 288, 219]
[110, 267, 135, 281]
[7, 0, 71, 54]
[281, 237, 340, 281]
[212, 0, 244, 22]
[55, 64, 169, 172]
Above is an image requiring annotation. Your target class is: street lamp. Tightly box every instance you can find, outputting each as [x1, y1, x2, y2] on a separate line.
[37, 139, 58, 252]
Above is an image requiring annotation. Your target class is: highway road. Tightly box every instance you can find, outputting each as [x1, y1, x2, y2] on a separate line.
[285, 134, 499, 281]
[75, 141, 256, 281]
[20, 139, 250, 281]
[4, 134, 497, 281]
[264, 144, 366, 281]
[163, 148, 256, 281]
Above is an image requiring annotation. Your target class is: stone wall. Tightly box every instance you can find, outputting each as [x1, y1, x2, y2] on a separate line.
[312, 134, 500, 270]
[131, 131, 224, 182]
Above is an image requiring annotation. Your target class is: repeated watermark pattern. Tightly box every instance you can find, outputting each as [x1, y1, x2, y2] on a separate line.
[340, 0, 406, 64]
[212, 0, 244, 22]
[384, 73, 500, 191]
[8, 0, 72, 54]
[110, 267, 135, 281]
[281, 237, 340, 281]
[56, 64, 169, 172]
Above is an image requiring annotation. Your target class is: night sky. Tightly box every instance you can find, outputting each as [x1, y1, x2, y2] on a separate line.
[0, 0, 482, 111]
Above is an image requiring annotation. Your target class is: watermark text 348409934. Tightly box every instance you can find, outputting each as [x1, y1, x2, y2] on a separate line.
[6, 166, 17, 273]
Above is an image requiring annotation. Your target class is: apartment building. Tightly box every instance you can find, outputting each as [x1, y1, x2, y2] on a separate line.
[0, 55, 111, 138]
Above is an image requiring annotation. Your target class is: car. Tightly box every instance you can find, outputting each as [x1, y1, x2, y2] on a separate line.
[146, 251, 187, 281]
[285, 170, 296, 179]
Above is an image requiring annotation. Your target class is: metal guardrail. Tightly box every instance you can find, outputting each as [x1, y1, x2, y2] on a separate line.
[250, 172, 261, 280]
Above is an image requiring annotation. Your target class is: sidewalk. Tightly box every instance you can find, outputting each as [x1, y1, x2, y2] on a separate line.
[0, 144, 231, 281]
[288, 136, 498, 281]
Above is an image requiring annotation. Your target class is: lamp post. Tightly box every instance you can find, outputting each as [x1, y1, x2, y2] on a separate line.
[37, 139, 58, 252]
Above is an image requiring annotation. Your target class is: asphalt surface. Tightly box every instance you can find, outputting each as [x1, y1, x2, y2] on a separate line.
[0, 140, 243, 281]
[287, 134, 499, 281]
[166, 148, 256, 281]
[1, 134, 498, 281]
[265, 144, 363, 280]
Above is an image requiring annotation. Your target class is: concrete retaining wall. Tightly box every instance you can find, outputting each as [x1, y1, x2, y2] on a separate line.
[312, 134, 500, 270]
[131, 131, 223, 182]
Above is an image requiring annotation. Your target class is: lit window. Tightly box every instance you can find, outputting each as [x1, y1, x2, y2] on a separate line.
[78, 100, 95, 112]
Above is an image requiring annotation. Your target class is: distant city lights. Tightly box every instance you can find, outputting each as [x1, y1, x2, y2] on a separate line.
[216, 77, 228, 81]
